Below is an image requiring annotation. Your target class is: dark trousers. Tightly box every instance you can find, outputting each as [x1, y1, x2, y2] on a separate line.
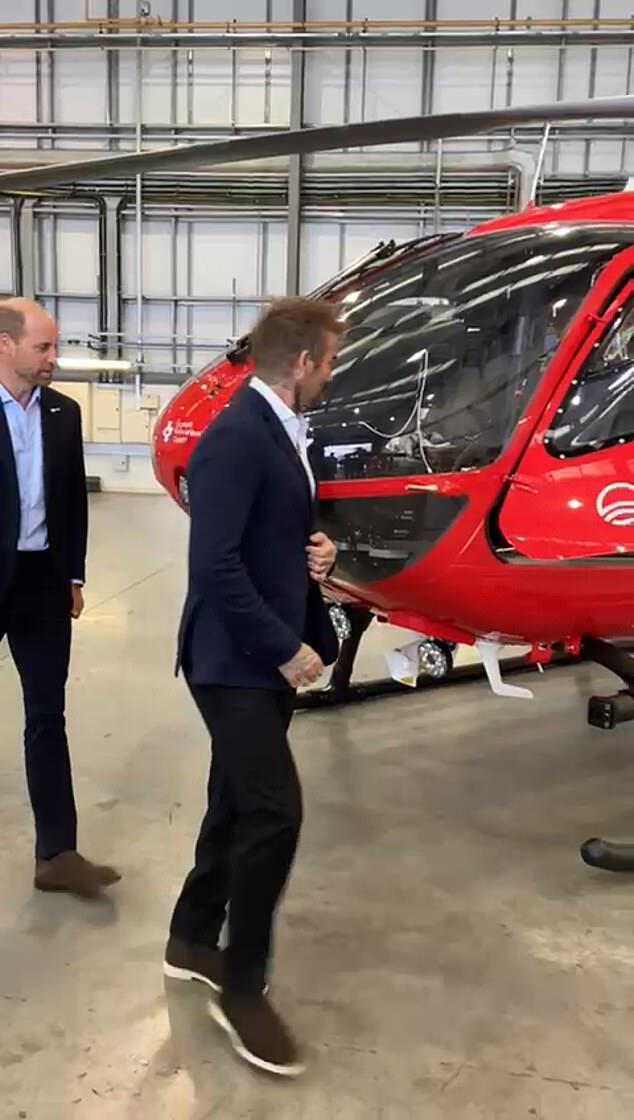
[170, 684, 302, 995]
[0, 551, 76, 861]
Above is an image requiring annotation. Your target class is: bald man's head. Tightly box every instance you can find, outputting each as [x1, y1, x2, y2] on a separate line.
[0, 298, 58, 396]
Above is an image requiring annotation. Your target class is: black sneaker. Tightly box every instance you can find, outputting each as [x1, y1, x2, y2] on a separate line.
[209, 992, 305, 1077]
[163, 936, 223, 992]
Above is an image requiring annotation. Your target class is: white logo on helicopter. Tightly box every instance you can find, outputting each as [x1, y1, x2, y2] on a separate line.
[162, 421, 175, 443]
[596, 482, 634, 527]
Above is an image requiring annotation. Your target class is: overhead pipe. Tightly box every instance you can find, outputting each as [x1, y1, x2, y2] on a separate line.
[2, 17, 634, 30]
[2, 29, 634, 49]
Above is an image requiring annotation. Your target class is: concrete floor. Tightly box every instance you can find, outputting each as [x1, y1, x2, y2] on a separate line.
[2, 494, 634, 1119]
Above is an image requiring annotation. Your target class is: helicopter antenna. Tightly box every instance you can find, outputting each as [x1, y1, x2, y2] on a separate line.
[529, 123, 552, 206]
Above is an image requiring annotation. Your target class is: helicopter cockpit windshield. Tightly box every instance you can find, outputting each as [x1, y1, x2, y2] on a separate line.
[307, 224, 634, 480]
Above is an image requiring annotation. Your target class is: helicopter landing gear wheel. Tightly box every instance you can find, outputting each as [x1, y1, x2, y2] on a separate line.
[417, 639, 455, 679]
[582, 637, 634, 729]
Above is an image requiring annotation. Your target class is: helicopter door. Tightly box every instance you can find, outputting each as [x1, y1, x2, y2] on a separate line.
[498, 272, 634, 562]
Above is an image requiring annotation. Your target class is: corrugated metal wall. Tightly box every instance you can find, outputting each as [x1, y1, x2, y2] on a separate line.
[0, 0, 631, 379]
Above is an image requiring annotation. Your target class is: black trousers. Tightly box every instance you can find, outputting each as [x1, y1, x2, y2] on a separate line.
[0, 551, 76, 861]
[170, 684, 302, 995]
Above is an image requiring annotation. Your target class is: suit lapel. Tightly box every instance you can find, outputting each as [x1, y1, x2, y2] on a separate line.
[40, 388, 58, 512]
[0, 396, 18, 504]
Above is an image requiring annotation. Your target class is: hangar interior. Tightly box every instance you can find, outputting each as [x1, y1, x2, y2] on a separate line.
[2, 2, 634, 1117]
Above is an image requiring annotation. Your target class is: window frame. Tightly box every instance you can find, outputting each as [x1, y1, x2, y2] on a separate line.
[545, 287, 634, 461]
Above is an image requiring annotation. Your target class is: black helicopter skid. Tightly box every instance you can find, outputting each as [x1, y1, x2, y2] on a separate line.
[296, 675, 425, 710]
[580, 837, 634, 873]
[583, 638, 634, 730]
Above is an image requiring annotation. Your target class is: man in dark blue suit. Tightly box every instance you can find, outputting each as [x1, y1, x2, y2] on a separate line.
[164, 297, 342, 1076]
[0, 298, 120, 898]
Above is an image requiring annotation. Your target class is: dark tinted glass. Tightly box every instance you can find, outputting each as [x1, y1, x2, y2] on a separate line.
[307, 225, 634, 480]
[547, 299, 634, 458]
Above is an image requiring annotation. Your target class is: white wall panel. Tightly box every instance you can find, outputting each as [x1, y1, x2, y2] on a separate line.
[119, 0, 171, 15]
[350, 0, 423, 147]
[234, 53, 279, 126]
[118, 217, 286, 367]
[38, 214, 100, 294]
[0, 53, 37, 124]
[434, 0, 505, 118]
[56, 217, 99, 294]
[123, 301, 172, 370]
[191, 221, 260, 298]
[305, 0, 347, 125]
[193, 0, 266, 17]
[119, 51, 176, 126]
[300, 222, 340, 292]
[122, 217, 174, 299]
[305, 50, 347, 125]
[432, 47, 495, 115]
[512, 1, 562, 107]
[588, 139, 625, 175]
[189, 305, 233, 371]
[54, 52, 108, 124]
[55, 299, 99, 345]
[262, 222, 288, 295]
[58, 0, 108, 15]
[344, 221, 418, 262]
[190, 52, 234, 126]
[0, 0, 36, 16]
[300, 219, 420, 293]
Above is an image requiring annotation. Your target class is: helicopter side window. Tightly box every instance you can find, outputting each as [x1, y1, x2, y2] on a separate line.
[546, 300, 634, 459]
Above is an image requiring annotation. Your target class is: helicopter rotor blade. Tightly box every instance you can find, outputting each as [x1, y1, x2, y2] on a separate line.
[0, 95, 633, 193]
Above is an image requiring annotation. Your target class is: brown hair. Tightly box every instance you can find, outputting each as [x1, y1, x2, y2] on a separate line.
[249, 297, 343, 382]
[0, 303, 25, 342]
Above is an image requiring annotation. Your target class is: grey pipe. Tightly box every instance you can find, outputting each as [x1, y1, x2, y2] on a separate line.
[1, 29, 634, 49]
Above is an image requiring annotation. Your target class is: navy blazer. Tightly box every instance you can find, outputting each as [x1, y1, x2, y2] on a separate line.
[177, 383, 338, 691]
[0, 386, 88, 607]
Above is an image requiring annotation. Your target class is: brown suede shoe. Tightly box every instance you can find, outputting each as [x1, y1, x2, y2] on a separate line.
[163, 937, 269, 996]
[163, 936, 224, 992]
[209, 993, 305, 1077]
[34, 851, 121, 899]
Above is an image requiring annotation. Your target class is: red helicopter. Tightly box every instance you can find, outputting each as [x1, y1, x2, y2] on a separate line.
[152, 186, 634, 732]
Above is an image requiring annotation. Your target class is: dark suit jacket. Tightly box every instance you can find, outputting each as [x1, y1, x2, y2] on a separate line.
[177, 383, 338, 691]
[0, 386, 88, 605]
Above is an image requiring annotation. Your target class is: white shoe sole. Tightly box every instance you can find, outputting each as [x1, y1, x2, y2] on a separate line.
[163, 959, 269, 997]
[163, 961, 221, 993]
[208, 1000, 306, 1078]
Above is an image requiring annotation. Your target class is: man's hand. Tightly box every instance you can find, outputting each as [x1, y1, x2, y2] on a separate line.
[279, 643, 324, 688]
[306, 531, 337, 584]
[70, 585, 84, 620]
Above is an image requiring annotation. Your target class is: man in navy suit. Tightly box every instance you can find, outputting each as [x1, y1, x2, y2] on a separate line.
[0, 298, 120, 897]
[164, 297, 342, 1076]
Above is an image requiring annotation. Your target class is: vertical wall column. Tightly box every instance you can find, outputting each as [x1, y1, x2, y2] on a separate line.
[105, 197, 121, 356]
[285, 0, 306, 297]
[19, 200, 37, 300]
[106, 0, 120, 151]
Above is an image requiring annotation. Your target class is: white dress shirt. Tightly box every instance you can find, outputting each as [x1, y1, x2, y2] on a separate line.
[249, 376, 315, 498]
[0, 382, 48, 551]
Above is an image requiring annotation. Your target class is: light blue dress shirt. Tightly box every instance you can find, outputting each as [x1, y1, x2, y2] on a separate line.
[249, 376, 315, 498]
[0, 382, 49, 551]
